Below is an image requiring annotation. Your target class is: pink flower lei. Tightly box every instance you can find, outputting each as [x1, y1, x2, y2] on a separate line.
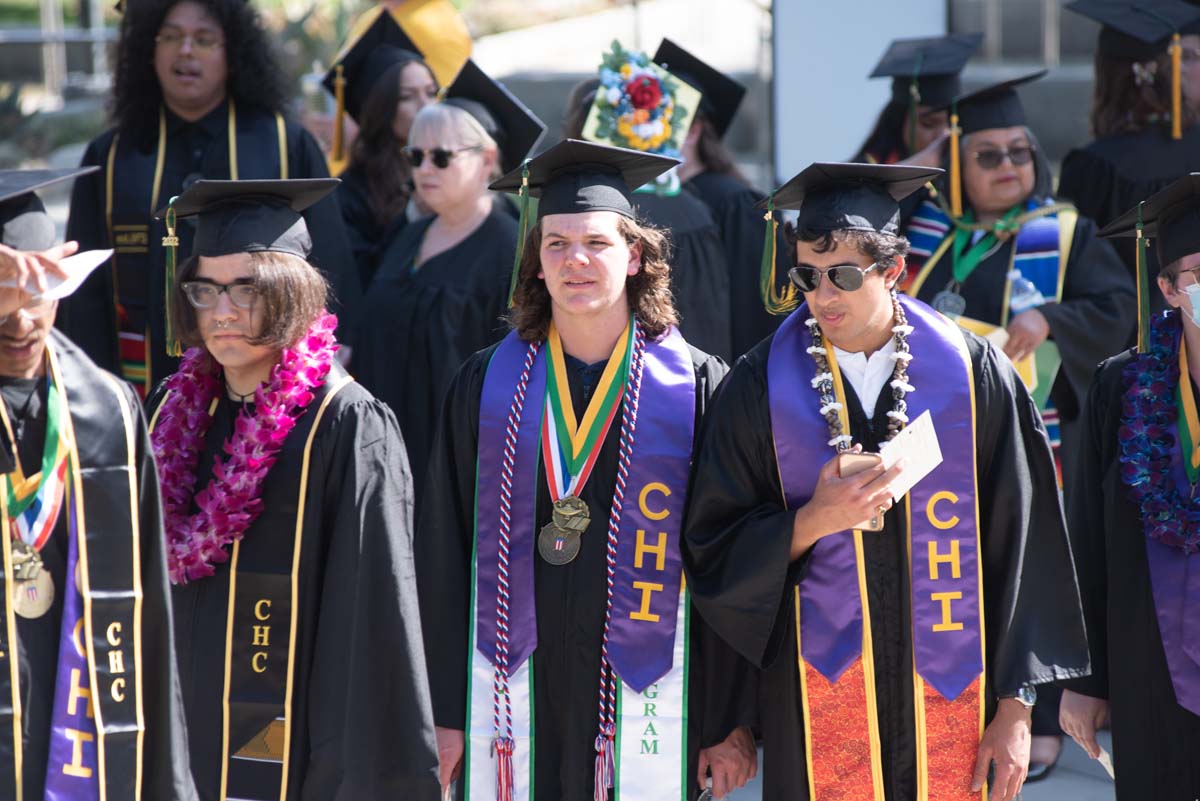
[151, 313, 339, 584]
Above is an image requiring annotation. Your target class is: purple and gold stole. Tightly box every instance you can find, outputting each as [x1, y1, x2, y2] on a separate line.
[467, 325, 696, 801]
[768, 295, 986, 801]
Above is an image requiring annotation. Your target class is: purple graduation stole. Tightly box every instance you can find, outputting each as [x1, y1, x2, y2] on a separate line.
[767, 295, 986, 801]
[467, 324, 696, 801]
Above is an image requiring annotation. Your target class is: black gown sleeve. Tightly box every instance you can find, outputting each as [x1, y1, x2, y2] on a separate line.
[1056, 148, 1119, 230]
[127, 382, 200, 801]
[970, 335, 1091, 694]
[1038, 216, 1135, 419]
[291, 127, 363, 340]
[1058, 357, 1126, 700]
[414, 349, 491, 730]
[681, 342, 805, 671]
[300, 396, 440, 800]
[58, 134, 119, 372]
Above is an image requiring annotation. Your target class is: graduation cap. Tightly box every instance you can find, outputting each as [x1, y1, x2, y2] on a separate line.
[324, 11, 430, 173]
[651, 38, 747, 139]
[1099, 173, 1200, 350]
[441, 60, 547, 175]
[1066, 0, 1200, 140]
[870, 33, 983, 109]
[755, 162, 943, 315]
[153, 178, 338, 354]
[940, 70, 1046, 217]
[489, 138, 678, 304]
[0, 167, 98, 252]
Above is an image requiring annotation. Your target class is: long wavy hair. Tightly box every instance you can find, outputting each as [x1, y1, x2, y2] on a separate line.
[853, 99, 909, 162]
[1090, 49, 1199, 138]
[113, 0, 290, 148]
[508, 215, 679, 342]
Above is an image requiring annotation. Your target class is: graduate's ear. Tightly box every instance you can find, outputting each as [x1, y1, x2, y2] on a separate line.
[882, 255, 906, 289]
[1159, 273, 1183, 308]
[627, 238, 642, 276]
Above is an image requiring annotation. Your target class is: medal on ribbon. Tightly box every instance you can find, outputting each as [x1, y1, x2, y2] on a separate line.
[0, 374, 69, 619]
[538, 318, 633, 565]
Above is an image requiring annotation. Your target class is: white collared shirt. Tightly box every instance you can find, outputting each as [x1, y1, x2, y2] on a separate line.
[833, 339, 896, 419]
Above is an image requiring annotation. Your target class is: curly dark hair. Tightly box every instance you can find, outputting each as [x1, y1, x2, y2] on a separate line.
[347, 59, 434, 227]
[1090, 49, 1199, 138]
[508, 215, 679, 342]
[783, 224, 910, 272]
[113, 0, 290, 148]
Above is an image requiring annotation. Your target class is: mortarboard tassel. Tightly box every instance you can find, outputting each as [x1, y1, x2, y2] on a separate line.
[329, 65, 348, 175]
[760, 194, 799, 316]
[507, 161, 531, 308]
[1173, 33, 1184, 140]
[949, 103, 963, 218]
[162, 198, 183, 357]
[1136, 202, 1151, 353]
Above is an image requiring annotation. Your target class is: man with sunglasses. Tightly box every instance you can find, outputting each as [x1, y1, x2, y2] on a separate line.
[145, 178, 440, 801]
[0, 168, 197, 799]
[682, 162, 1089, 801]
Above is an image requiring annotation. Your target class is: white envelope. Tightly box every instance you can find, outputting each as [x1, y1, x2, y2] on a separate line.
[0, 249, 112, 300]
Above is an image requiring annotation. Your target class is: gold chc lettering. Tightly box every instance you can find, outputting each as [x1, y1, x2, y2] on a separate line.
[927, 539, 962, 581]
[67, 669, 94, 718]
[638, 483, 671, 521]
[630, 581, 664, 622]
[252, 652, 268, 673]
[111, 678, 126, 703]
[72, 619, 86, 658]
[105, 622, 122, 647]
[926, 491, 960, 530]
[931, 591, 965, 632]
[254, 599, 272, 621]
[634, 530, 668, 572]
[108, 649, 125, 675]
[62, 729, 94, 778]
[253, 625, 271, 648]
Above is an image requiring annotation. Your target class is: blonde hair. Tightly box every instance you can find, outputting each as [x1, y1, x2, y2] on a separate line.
[408, 103, 501, 179]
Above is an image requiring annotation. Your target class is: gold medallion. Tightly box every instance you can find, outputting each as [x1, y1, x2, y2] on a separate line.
[13, 570, 54, 619]
[537, 522, 582, 565]
[551, 495, 590, 534]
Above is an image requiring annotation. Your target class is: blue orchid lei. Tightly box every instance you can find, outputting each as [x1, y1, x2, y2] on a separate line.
[1119, 309, 1200, 554]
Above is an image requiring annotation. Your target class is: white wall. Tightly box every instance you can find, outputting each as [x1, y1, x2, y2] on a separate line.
[772, 0, 947, 182]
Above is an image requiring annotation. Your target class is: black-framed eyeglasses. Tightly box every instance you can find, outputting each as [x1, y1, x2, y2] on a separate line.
[971, 145, 1035, 170]
[181, 280, 258, 309]
[789, 262, 881, 293]
[402, 145, 482, 169]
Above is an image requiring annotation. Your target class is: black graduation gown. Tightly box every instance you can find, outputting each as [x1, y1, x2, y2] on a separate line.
[60, 101, 362, 384]
[1058, 125, 1200, 308]
[632, 192, 734, 363]
[911, 213, 1134, 493]
[419, 341, 756, 801]
[147, 365, 439, 801]
[1, 332, 195, 800]
[336, 163, 403, 291]
[352, 207, 515, 523]
[1062, 348, 1200, 799]
[681, 330, 1090, 801]
[684, 171, 782, 358]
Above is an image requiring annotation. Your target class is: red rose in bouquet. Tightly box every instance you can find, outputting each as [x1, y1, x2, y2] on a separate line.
[625, 75, 663, 110]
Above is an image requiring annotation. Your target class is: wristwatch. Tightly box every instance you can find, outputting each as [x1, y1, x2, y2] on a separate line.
[1003, 685, 1038, 708]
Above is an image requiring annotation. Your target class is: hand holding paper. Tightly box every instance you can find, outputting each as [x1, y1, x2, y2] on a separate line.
[879, 410, 944, 502]
[0, 249, 112, 301]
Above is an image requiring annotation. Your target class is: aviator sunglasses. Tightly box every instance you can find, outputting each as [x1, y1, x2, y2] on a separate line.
[402, 145, 482, 169]
[789, 262, 882, 293]
[971, 145, 1035, 170]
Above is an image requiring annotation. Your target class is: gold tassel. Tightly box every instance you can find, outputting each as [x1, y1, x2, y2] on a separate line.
[328, 64, 348, 175]
[1173, 33, 1183, 140]
[949, 108, 963, 218]
[162, 200, 182, 357]
[760, 195, 799, 316]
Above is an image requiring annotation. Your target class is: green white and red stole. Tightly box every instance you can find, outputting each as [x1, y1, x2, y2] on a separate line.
[767, 295, 986, 801]
[468, 319, 696, 801]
